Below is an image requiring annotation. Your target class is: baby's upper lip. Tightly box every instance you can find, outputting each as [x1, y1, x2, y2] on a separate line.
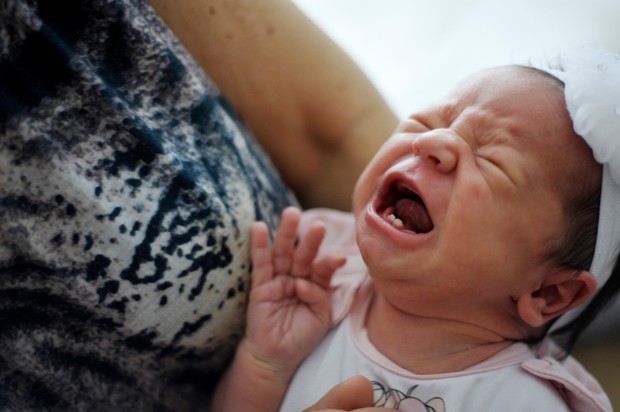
[378, 172, 423, 207]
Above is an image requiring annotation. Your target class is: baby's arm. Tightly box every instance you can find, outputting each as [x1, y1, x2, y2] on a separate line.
[212, 207, 346, 412]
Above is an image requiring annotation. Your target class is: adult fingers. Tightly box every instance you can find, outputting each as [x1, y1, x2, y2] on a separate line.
[303, 375, 375, 412]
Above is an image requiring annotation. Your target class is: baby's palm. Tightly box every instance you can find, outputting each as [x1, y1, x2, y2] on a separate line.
[246, 208, 345, 370]
[247, 272, 329, 363]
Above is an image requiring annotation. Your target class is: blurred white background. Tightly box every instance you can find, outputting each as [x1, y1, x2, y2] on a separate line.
[293, 0, 620, 118]
[292, 0, 620, 406]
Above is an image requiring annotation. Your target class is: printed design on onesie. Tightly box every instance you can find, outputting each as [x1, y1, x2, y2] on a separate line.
[372, 381, 446, 412]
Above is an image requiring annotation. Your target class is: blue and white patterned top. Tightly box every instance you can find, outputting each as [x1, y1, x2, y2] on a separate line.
[0, 0, 296, 410]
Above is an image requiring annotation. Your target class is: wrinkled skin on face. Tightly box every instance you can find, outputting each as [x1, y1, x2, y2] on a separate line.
[352, 66, 600, 321]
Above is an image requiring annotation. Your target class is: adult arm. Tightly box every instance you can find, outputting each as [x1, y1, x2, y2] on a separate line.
[148, 0, 398, 210]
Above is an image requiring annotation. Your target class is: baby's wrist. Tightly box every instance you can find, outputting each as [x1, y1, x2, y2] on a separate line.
[213, 339, 296, 411]
[236, 338, 300, 384]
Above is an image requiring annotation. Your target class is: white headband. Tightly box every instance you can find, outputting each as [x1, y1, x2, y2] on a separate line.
[539, 46, 620, 332]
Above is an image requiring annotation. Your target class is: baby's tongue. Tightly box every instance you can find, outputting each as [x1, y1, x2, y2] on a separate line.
[394, 198, 433, 233]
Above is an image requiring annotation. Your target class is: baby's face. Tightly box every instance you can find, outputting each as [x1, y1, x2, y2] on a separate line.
[353, 66, 595, 317]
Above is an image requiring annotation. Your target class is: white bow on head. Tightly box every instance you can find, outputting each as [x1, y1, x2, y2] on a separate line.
[538, 46, 620, 332]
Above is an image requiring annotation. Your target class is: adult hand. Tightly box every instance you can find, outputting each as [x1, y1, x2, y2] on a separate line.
[304, 375, 390, 412]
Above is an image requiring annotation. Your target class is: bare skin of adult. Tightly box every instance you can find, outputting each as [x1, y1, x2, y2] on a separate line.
[148, 0, 398, 210]
[303, 376, 388, 412]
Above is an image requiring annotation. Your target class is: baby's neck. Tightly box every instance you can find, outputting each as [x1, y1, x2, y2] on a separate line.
[365, 293, 515, 375]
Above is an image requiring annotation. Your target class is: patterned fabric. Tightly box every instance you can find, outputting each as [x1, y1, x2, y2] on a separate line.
[0, 0, 295, 410]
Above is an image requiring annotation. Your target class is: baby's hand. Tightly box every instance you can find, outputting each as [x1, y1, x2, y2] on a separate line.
[245, 207, 346, 375]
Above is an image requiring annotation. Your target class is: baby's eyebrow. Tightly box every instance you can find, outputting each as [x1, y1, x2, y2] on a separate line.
[439, 100, 461, 124]
[411, 99, 461, 127]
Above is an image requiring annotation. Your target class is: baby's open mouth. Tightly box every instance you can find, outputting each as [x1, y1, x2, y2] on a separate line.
[379, 182, 434, 234]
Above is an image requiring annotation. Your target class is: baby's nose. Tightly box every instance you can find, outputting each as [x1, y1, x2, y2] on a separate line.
[412, 131, 459, 174]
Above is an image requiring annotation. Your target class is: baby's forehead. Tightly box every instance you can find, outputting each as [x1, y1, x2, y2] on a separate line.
[418, 69, 561, 129]
[450, 66, 562, 106]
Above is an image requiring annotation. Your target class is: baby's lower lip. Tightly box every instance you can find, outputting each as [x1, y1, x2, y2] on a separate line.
[367, 202, 412, 235]
[367, 198, 434, 244]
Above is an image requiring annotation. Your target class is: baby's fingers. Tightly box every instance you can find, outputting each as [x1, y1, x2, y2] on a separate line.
[250, 222, 273, 287]
[291, 221, 327, 278]
[312, 255, 347, 289]
[294, 255, 346, 308]
[272, 207, 301, 275]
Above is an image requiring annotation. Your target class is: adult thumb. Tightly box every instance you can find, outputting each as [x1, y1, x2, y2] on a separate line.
[303, 375, 375, 411]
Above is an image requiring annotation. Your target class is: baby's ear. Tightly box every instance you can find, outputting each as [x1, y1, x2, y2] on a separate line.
[516, 270, 597, 328]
